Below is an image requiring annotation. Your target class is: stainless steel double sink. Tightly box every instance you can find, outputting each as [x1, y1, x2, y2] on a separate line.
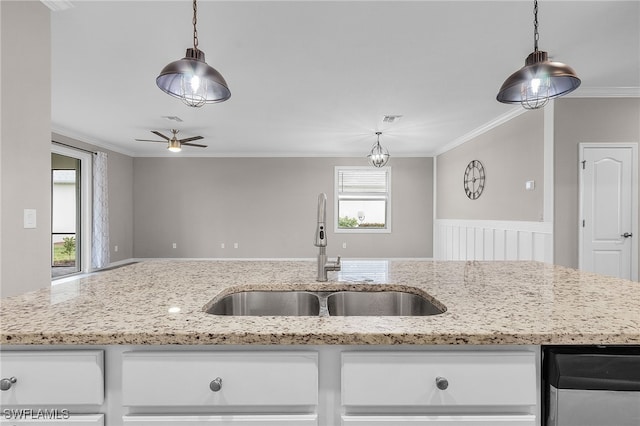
[206, 290, 445, 317]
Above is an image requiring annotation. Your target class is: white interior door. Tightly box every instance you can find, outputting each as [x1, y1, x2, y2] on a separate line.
[580, 144, 637, 280]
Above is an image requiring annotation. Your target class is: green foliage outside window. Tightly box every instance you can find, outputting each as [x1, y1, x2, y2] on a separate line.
[62, 236, 76, 257]
[338, 216, 358, 228]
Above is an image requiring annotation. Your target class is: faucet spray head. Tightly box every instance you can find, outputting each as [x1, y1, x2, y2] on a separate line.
[314, 193, 327, 247]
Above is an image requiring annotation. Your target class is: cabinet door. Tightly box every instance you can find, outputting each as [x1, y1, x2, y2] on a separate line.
[122, 414, 317, 425]
[122, 351, 318, 407]
[0, 351, 104, 406]
[0, 414, 104, 425]
[342, 351, 536, 407]
[341, 414, 536, 425]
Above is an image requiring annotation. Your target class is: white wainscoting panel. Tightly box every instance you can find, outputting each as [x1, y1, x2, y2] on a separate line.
[435, 220, 553, 263]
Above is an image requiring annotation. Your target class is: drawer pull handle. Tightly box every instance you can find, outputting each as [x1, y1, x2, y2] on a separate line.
[0, 377, 17, 391]
[209, 377, 223, 392]
[435, 376, 448, 390]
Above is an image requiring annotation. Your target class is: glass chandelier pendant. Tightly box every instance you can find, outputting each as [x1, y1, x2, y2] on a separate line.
[496, 0, 580, 110]
[367, 132, 390, 168]
[156, 0, 231, 107]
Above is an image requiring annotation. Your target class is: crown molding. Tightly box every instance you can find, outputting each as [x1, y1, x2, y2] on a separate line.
[433, 107, 527, 156]
[566, 87, 640, 98]
[434, 86, 640, 157]
[51, 125, 136, 157]
[40, 1, 74, 11]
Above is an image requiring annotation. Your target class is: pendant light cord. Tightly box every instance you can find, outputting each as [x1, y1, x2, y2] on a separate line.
[533, 0, 539, 52]
[192, 0, 199, 52]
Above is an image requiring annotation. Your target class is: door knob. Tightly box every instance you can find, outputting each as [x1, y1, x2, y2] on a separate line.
[435, 376, 449, 390]
[0, 377, 17, 391]
[209, 377, 223, 392]
[621, 232, 633, 238]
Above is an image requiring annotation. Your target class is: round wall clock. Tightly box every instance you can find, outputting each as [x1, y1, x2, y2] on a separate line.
[464, 160, 485, 200]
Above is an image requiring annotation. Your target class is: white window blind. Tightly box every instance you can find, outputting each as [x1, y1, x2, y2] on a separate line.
[338, 169, 388, 194]
[335, 166, 391, 233]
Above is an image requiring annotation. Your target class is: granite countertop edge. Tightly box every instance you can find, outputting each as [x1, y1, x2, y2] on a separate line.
[1, 259, 639, 346]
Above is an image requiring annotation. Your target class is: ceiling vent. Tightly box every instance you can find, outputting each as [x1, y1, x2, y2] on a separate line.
[162, 116, 184, 123]
[382, 115, 403, 124]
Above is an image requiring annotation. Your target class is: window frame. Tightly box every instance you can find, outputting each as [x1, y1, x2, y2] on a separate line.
[334, 166, 391, 234]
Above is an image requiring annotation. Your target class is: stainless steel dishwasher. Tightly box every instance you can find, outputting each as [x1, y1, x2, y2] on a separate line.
[543, 346, 640, 426]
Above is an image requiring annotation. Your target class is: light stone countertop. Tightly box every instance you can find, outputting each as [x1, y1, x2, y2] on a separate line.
[0, 260, 638, 345]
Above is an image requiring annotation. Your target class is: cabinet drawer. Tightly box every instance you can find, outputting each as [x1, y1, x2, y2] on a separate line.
[342, 351, 536, 407]
[341, 414, 536, 425]
[122, 351, 318, 407]
[0, 351, 104, 406]
[122, 414, 317, 425]
[0, 414, 104, 425]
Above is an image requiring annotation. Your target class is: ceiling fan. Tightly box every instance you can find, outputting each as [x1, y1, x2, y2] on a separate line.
[135, 129, 207, 152]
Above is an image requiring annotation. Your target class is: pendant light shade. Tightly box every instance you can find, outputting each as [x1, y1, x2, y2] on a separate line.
[156, 0, 230, 107]
[497, 0, 580, 109]
[157, 48, 230, 108]
[497, 50, 580, 109]
[367, 132, 390, 168]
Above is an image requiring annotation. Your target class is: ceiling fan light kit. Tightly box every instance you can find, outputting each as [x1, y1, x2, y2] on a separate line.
[135, 129, 208, 153]
[496, 0, 580, 110]
[156, 0, 230, 107]
[167, 138, 182, 153]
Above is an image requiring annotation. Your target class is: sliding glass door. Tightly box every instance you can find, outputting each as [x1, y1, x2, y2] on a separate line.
[51, 153, 81, 278]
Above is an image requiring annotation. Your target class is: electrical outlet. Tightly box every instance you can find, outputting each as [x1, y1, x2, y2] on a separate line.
[114, 245, 118, 252]
[234, 243, 239, 249]
[221, 243, 225, 249]
[172, 243, 177, 249]
[342, 242, 347, 249]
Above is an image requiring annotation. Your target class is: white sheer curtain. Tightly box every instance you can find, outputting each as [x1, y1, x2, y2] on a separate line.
[92, 152, 110, 269]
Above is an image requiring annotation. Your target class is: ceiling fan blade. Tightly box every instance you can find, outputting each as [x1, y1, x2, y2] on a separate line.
[178, 136, 204, 143]
[182, 142, 208, 148]
[151, 130, 170, 141]
[135, 139, 166, 143]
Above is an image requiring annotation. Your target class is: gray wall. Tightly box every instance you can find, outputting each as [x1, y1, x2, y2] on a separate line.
[554, 98, 640, 269]
[1, 2, 52, 298]
[436, 109, 545, 221]
[52, 133, 134, 264]
[133, 157, 433, 259]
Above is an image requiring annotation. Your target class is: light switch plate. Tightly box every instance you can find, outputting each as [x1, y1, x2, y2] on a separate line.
[525, 180, 535, 191]
[23, 209, 36, 228]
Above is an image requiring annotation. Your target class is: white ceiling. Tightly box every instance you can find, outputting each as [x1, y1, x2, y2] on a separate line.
[50, 1, 640, 157]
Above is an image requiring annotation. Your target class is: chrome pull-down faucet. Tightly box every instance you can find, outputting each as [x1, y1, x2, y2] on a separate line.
[314, 193, 341, 281]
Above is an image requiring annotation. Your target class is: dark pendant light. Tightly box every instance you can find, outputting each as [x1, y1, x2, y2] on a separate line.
[156, 0, 230, 107]
[367, 132, 390, 168]
[497, 0, 580, 109]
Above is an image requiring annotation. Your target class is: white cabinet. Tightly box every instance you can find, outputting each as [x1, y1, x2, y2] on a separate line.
[1, 345, 539, 426]
[0, 351, 104, 406]
[122, 414, 318, 425]
[0, 351, 104, 426]
[122, 351, 318, 407]
[122, 351, 319, 425]
[342, 351, 536, 407]
[341, 415, 536, 425]
[0, 414, 104, 425]
[341, 351, 538, 426]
